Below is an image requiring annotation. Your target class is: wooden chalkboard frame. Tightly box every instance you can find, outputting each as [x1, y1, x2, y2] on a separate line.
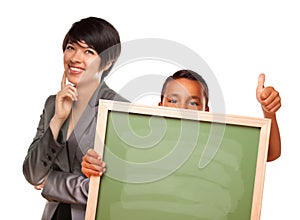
[85, 99, 271, 220]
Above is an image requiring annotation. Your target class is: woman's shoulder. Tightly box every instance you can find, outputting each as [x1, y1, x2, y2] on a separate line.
[98, 83, 129, 102]
[43, 94, 56, 108]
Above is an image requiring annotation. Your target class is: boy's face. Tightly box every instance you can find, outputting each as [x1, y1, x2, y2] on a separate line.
[159, 78, 209, 111]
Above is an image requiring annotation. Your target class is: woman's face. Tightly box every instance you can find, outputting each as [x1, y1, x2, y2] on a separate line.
[159, 78, 209, 111]
[63, 41, 101, 86]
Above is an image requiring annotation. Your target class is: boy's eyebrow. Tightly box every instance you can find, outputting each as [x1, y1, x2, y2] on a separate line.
[165, 94, 204, 101]
[190, 96, 202, 100]
[164, 93, 180, 98]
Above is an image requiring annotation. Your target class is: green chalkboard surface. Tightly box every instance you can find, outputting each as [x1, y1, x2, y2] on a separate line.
[85, 100, 271, 220]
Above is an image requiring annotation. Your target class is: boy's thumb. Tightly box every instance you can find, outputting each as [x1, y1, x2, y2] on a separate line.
[257, 73, 265, 90]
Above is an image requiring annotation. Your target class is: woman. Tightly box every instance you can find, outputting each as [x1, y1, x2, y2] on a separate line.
[23, 17, 127, 220]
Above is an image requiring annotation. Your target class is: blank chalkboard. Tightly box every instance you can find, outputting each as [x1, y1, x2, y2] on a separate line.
[85, 100, 271, 220]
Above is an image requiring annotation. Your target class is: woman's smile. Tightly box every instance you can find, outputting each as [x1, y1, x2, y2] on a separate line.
[68, 65, 85, 75]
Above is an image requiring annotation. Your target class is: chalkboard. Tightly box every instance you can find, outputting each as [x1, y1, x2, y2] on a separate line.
[85, 100, 271, 220]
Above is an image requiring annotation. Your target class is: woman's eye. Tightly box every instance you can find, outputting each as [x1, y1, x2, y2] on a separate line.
[85, 49, 95, 55]
[66, 45, 74, 50]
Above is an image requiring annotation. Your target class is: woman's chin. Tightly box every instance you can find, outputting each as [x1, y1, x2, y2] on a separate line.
[66, 78, 78, 87]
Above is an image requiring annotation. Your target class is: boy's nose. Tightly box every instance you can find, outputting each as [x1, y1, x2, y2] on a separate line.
[179, 103, 188, 109]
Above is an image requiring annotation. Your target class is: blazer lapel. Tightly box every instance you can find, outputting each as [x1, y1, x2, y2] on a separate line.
[73, 103, 98, 155]
[68, 82, 126, 169]
[55, 115, 71, 172]
[68, 84, 103, 169]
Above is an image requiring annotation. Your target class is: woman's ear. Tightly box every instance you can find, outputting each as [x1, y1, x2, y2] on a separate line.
[102, 62, 112, 71]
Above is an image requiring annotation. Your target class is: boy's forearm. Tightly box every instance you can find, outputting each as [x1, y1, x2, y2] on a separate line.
[264, 111, 281, 161]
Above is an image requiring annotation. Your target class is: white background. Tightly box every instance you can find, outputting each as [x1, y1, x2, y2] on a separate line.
[0, 0, 298, 219]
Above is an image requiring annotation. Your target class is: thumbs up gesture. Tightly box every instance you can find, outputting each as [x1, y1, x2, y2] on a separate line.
[256, 73, 281, 113]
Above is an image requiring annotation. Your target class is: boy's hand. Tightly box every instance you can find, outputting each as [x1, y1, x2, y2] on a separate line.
[256, 73, 281, 113]
[81, 149, 106, 178]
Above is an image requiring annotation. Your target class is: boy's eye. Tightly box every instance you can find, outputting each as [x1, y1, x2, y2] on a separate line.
[189, 101, 199, 106]
[168, 99, 177, 104]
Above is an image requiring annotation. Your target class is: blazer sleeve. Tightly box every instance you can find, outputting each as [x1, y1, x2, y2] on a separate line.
[41, 170, 89, 205]
[22, 96, 66, 185]
[23, 96, 91, 205]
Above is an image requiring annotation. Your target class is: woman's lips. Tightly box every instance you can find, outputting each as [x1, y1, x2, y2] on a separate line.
[69, 66, 84, 74]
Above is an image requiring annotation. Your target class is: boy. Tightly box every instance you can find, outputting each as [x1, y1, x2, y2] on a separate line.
[81, 70, 281, 177]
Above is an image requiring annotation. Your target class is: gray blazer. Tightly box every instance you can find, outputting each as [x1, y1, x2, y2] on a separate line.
[23, 82, 128, 220]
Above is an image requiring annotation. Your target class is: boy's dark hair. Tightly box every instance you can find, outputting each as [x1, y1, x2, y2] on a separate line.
[160, 69, 209, 105]
[62, 17, 121, 79]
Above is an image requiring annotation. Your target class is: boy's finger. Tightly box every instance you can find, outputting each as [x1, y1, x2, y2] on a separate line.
[257, 73, 265, 90]
[261, 87, 274, 100]
[87, 149, 101, 160]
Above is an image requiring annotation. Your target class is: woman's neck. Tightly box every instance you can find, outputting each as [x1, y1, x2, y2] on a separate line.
[76, 79, 100, 105]
[70, 79, 100, 127]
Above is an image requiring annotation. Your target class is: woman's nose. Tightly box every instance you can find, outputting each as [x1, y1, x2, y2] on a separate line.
[70, 50, 83, 63]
